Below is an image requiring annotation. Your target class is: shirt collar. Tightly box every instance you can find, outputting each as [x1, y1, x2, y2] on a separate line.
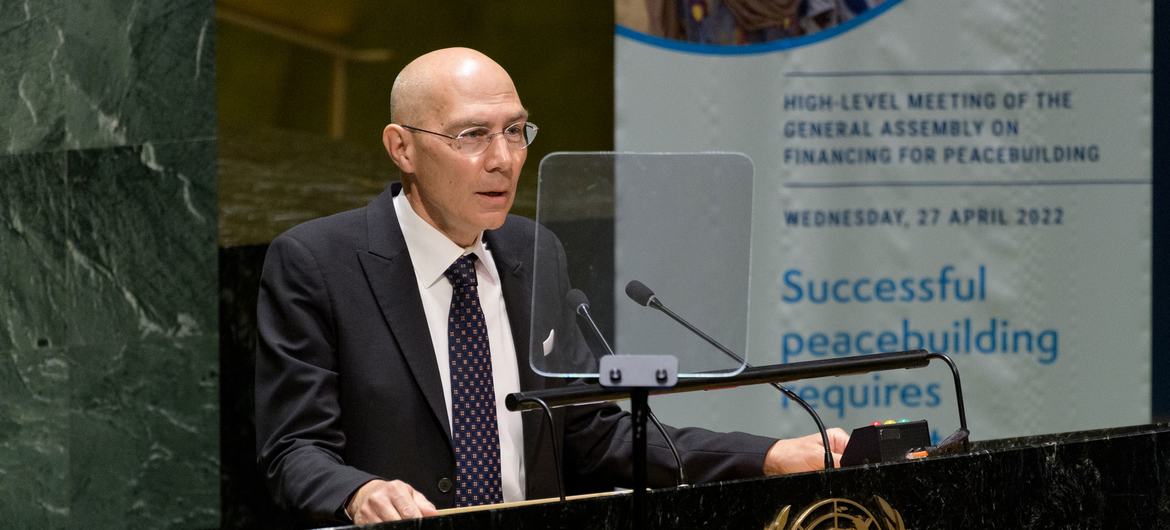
[393, 191, 500, 288]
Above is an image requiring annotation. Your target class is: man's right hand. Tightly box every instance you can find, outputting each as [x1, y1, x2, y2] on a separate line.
[346, 479, 438, 525]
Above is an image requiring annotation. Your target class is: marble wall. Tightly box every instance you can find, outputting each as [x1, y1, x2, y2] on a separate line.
[0, 1, 219, 527]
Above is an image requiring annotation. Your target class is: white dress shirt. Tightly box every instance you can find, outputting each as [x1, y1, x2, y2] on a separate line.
[393, 193, 526, 502]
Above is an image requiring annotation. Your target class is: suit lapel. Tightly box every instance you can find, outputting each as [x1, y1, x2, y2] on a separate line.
[486, 228, 543, 393]
[358, 186, 453, 440]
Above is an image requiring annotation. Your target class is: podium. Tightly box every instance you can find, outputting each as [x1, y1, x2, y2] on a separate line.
[331, 423, 1170, 529]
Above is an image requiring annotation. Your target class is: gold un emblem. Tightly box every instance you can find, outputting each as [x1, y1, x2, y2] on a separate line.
[766, 496, 906, 530]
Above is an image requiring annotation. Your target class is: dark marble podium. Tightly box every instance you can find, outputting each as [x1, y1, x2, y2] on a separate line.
[330, 423, 1169, 530]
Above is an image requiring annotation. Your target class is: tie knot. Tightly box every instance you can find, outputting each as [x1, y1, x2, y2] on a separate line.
[444, 254, 479, 288]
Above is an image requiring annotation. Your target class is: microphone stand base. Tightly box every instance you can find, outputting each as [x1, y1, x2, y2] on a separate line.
[598, 355, 678, 530]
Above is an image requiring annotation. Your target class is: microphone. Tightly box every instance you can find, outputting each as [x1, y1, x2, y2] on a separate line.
[624, 280, 659, 308]
[567, 289, 614, 356]
[623, 280, 836, 470]
[566, 288, 688, 486]
[567, 288, 589, 313]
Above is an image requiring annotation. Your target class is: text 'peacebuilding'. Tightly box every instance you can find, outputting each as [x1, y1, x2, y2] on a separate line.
[777, 265, 1060, 365]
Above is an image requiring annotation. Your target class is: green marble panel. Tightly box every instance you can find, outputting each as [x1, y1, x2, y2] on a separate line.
[1, 0, 219, 526]
[67, 336, 218, 528]
[0, 3, 68, 153]
[66, 141, 218, 345]
[0, 0, 215, 155]
[0, 152, 69, 352]
[0, 347, 70, 528]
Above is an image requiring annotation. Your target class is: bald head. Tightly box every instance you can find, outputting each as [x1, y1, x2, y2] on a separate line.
[390, 47, 518, 126]
[381, 47, 529, 247]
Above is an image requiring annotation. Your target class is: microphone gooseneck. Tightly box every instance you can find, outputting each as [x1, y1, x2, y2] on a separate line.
[622, 280, 836, 470]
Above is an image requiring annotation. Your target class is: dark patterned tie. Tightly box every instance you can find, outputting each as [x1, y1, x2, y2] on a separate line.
[444, 254, 503, 507]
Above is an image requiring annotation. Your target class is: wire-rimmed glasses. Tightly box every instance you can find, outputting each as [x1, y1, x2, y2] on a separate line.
[401, 122, 538, 155]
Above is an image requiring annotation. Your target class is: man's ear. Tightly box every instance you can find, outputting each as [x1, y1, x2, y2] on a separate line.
[383, 124, 415, 173]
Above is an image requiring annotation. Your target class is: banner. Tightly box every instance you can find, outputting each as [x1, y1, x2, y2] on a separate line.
[614, 0, 1151, 442]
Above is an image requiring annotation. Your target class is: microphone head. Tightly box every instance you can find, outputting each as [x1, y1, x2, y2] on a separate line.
[624, 280, 656, 307]
[566, 289, 590, 314]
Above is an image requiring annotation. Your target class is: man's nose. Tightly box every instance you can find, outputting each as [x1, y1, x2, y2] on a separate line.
[482, 133, 513, 172]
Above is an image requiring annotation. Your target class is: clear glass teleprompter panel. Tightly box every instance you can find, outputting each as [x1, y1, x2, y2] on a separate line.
[528, 152, 753, 379]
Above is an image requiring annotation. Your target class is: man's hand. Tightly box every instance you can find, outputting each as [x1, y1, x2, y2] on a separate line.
[346, 479, 438, 525]
[763, 428, 851, 475]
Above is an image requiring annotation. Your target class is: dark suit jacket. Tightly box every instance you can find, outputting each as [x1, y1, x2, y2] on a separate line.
[255, 185, 776, 525]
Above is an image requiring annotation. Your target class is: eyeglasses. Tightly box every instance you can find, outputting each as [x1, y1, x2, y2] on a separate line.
[401, 122, 539, 155]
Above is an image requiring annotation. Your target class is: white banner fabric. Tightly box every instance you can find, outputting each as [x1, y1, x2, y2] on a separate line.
[614, 0, 1151, 442]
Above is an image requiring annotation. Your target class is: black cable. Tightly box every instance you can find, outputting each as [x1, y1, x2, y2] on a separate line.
[648, 300, 833, 468]
[569, 290, 689, 486]
[518, 396, 564, 502]
[769, 382, 833, 469]
[926, 352, 971, 452]
[646, 408, 687, 487]
[625, 282, 836, 470]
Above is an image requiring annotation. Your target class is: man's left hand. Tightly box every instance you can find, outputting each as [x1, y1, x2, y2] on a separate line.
[763, 428, 851, 475]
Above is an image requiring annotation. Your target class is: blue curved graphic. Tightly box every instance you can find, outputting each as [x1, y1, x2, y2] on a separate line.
[616, 0, 902, 56]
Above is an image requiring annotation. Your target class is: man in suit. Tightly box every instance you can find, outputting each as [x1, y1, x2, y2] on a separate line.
[255, 47, 848, 526]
